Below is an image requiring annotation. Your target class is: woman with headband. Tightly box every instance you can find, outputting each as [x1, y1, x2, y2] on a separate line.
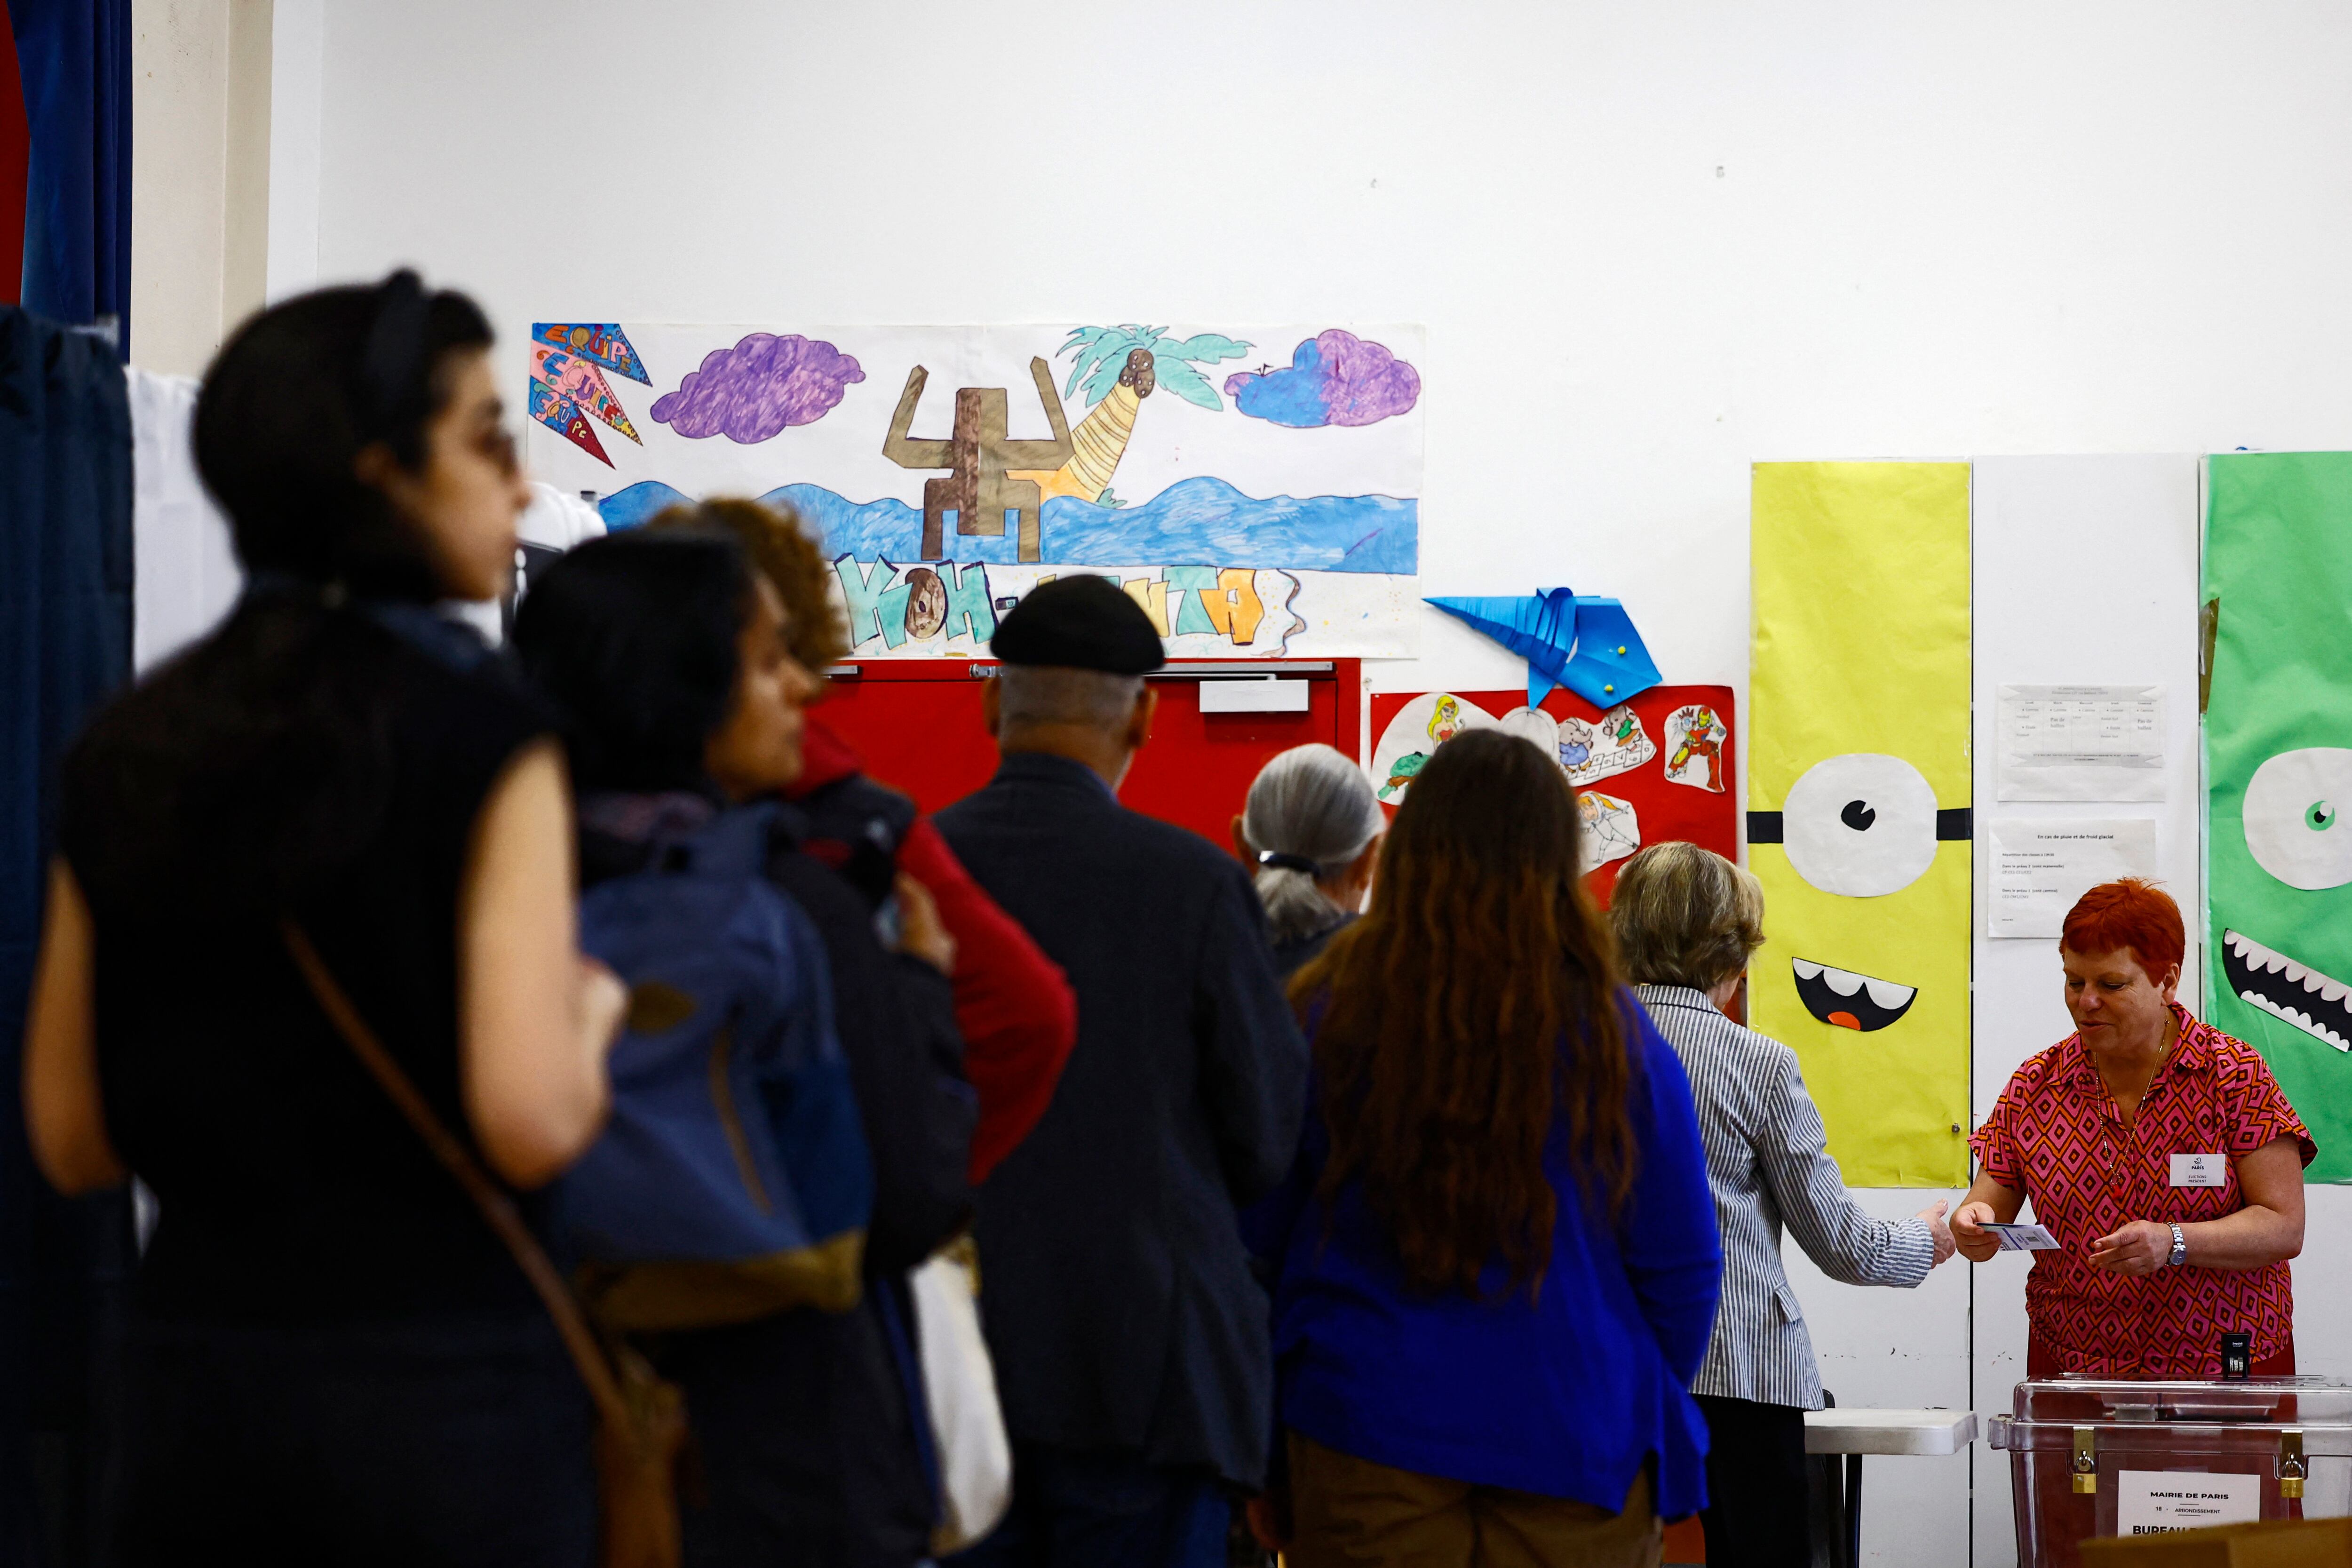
[23, 274, 625, 1564]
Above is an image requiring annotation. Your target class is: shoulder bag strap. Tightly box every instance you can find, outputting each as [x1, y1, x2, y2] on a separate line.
[280, 921, 626, 1424]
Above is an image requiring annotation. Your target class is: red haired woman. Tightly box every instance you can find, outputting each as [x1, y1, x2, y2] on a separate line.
[1955, 880, 2313, 1376]
[1250, 728, 1722, 1568]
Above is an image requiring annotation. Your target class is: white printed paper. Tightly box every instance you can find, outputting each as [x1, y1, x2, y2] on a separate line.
[1989, 818, 2161, 939]
[2116, 1471, 2262, 1536]
[1997, 685, 2166, 802]
[2170, 1153, 2227, 1188]
[1983, 1221, 2062, 1251]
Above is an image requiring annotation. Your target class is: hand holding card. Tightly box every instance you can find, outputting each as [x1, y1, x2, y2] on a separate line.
[1982, 1221, 2062, 1251]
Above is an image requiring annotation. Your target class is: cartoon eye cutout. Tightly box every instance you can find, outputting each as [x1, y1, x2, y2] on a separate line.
[1781, 753, 1939, 898]
[2242, 748, 2352, 890]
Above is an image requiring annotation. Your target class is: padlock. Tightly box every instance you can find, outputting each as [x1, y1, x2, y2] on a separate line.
[2280, 1429, 2307, 1501]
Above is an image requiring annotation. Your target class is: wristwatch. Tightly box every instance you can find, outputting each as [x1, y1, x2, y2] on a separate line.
[2167, 1222, 2188, 1267]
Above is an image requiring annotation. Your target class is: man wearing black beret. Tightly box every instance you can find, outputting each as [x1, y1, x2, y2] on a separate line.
[935, 576, 1307, 1568]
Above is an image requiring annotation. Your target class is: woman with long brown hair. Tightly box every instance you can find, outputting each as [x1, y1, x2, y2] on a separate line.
[1250, 728, 1722, 1568]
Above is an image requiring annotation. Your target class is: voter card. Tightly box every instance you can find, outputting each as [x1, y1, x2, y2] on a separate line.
[1983, 1221, 2062, 1251]
[2170, 1152, 2227, 1187]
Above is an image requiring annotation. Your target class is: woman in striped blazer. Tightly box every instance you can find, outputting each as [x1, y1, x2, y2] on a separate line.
[1611, 843, 1955, 1568]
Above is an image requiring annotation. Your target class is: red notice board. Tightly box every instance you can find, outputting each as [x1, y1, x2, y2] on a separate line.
[812, 659, 1363, 852]
[1368, 684, 1736, 907]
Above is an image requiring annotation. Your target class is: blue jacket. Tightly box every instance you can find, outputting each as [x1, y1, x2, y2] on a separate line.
[1247, 993, 1723, 1517]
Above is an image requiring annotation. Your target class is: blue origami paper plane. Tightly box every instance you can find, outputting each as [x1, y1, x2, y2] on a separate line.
[1426, 589, 1663, 709]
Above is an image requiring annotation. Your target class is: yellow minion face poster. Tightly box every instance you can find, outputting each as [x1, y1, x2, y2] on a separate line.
[1749, 463, 1971, 1186]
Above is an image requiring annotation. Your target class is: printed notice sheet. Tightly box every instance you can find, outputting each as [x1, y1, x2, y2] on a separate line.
[2116, 1472, 2261, 1536]
[1989, 819, 2160, 938]
[1996, 685, 2166, 802]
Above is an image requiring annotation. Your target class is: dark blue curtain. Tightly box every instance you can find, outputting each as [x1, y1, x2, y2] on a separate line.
[8, 0, 130, 351]
[0, 307, 135, 1567]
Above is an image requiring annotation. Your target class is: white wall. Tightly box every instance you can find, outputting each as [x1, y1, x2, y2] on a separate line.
[1963, 455, 2196, 1567]
[131, 0, 231, 374]
[282, 6, 2352, 1564]
[131, 0, 273, 375]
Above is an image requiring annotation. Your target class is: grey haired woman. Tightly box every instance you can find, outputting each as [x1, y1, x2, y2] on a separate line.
[1613, 841, 1955, 1568]
[1229, 743, 1384, 979]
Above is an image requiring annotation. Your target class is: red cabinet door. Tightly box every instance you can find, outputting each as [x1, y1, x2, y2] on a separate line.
[813, 660, 1361, 849]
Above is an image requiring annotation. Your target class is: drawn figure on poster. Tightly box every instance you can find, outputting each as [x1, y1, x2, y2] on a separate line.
[1371, 692, 1494, 805]
[1664, 704, 1729, 793]
[882, 357, 1075, 565]
[1556, 706, 1654, 786]
[1579, 791, 1641, 870]
[1381, 693, 1473, 797]
[1007, 325, 1254, 505]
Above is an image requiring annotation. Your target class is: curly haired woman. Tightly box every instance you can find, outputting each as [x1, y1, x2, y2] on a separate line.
[1248, 728, 1723, 1568]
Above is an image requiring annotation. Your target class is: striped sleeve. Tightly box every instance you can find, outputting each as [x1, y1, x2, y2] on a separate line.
[1757, 1046, 1935, 1289]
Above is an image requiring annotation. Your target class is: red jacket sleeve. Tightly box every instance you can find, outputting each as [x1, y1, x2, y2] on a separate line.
[897, 816, 1078, 1183]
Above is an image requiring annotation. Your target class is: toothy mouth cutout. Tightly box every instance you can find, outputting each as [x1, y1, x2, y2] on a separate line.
[2221, 928, 2352, 1053]
[1791, 958, 1918, 1032]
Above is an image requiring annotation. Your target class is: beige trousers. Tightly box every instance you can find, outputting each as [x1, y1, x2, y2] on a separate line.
[1285, 1433, 1663, 1568]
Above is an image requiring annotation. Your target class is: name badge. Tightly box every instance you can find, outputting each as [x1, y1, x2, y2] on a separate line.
[2170, 1153, 2227, 1188]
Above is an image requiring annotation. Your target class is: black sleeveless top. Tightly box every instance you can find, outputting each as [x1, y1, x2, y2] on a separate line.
[59, 604, 552, 1323]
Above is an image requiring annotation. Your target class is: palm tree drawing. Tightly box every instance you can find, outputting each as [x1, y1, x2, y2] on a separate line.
[1008, 325, 1252, 504]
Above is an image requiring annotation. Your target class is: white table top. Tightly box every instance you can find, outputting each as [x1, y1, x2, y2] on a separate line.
[1804, 1409, 1978, 1457]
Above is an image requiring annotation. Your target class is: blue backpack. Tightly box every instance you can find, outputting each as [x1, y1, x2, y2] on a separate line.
[562, 803, 874, 1332]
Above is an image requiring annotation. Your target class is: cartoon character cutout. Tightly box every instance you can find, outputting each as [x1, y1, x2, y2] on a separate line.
[2204, 452, 2352, 1181]
[1554, 706, 1655, 786]
[1579, 790, 1642, 871]
[1747, 460, 1973, 1187]
[1664, 705, 1728, 794]
[1371, 692, 1496, 806]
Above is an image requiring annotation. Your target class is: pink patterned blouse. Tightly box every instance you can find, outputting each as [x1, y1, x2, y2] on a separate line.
[1970, 1005, 2315, 1378]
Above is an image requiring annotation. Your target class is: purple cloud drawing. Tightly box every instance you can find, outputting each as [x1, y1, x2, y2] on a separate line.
[1223, 330, 1420, 428]
[651, 334, 866, 443]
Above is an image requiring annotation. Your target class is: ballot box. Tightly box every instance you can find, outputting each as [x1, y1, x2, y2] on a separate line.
[1987, 1378, 2352, 1568]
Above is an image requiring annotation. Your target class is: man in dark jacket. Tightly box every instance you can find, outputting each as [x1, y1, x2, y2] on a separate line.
[934, 577, 1308, 1568]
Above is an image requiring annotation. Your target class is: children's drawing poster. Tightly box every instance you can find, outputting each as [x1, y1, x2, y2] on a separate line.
[2204, 452, 2352, 1182]
[521, 323, 1423, 659]
[1750, 462, 1971, 1187]
[1367, 685, 1736, 906]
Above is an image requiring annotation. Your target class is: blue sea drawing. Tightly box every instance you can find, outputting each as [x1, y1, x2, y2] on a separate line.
[595, 475, 1415, 576]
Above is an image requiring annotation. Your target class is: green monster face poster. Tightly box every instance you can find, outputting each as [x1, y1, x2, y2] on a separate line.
[2205, 452, 2352, 1182]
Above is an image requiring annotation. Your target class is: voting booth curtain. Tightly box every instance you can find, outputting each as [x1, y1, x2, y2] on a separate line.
[1, 0, 134, 347]
[0, 306, 135, 1566]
